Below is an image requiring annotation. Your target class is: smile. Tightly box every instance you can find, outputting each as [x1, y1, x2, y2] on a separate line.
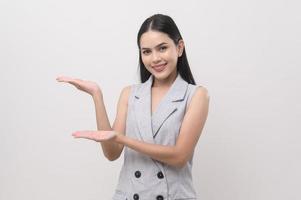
[152, 63, 167, 72]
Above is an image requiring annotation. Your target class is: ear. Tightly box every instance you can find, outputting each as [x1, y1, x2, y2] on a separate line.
[177, 39, 185, 57]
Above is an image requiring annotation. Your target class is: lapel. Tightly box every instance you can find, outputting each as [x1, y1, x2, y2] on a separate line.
[134, 75, 154, 143]
[151, 74, 188, 138]
[134, 74, 189, 142]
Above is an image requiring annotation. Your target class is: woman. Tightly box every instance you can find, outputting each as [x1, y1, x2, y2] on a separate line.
[57, 14, 209, 200]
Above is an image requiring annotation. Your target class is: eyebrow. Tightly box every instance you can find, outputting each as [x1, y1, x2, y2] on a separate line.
[141, 42, 168, 50]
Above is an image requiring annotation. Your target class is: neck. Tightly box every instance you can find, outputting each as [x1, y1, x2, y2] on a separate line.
[152, 70, 178, 88]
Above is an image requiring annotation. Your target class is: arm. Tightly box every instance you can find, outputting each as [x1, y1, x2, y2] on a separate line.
[92, 91, 116, 160]
[93, 86, 130, 161]
[56, 76, 130, 161]
[114, 86, 210, 168]
[73, 86, 209, 167]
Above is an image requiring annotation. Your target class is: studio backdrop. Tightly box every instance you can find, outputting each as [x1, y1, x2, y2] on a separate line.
[0, 0, 300, 199]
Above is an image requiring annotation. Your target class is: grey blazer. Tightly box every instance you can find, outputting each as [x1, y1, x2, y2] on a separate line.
[113, 74, 198, 200]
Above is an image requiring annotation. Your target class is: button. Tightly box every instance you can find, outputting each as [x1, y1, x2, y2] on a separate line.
[156, 195, 164, 200]
[157, 171, 164, 179]
[133, 193, 139, 200]
[134, 170, 141, 178]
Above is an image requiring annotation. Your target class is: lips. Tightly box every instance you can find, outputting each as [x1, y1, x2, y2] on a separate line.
[152, 63, 167, 72]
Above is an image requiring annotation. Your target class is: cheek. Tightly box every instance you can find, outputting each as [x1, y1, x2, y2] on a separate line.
[141, 56, 151, 67]
[164, 50, 178, 61]
[165, 53, 178, 64]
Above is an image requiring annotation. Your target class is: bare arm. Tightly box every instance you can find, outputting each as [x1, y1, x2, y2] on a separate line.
[56, 76, 130, 161]
[115, 86, 210, 168]
[74, 86, 210, 168]
[93, 87, 130, 161]
[92, 91, 118, 160]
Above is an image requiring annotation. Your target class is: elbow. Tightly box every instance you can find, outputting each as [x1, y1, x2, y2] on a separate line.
[172, 159, 188, 169]
[106, 156, 118, 161]
[104, 153, 121, 161]
[169, 154, 189, 169]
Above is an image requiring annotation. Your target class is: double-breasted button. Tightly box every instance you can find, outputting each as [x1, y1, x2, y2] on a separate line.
[157, 171, 164, 179]
[134, 170, 141, 178]
[133, 193, 139, 200]
[156, 195, 164, 200]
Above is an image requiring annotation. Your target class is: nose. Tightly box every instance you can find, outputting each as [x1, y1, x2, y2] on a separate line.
[151, 52, 162, 64]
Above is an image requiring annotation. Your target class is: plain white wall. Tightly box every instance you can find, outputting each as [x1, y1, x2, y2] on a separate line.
[1, 0, 300, 199]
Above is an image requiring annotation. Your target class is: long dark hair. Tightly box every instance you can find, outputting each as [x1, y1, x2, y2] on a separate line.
[137, 14, 196, 85]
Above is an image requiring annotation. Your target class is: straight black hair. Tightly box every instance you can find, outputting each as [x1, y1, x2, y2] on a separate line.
[137, 14, 196, 85]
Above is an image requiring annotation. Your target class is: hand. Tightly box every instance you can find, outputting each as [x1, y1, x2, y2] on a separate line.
[72, 130, 117, 142]
[56, 75, 101, 96]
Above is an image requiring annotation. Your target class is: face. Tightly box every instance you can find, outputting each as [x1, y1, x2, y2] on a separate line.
[139, 30, 184, 81]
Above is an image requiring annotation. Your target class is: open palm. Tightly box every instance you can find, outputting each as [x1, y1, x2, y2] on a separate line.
[72, 130, 117, 142]
[56, 75, 100, 96]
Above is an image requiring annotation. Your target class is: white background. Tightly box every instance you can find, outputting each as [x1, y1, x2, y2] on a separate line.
[1, 0, 300, 199]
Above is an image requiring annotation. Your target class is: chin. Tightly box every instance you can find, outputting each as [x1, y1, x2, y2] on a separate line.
[152, 71, 172, 80]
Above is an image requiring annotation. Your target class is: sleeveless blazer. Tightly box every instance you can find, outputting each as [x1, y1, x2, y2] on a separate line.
[113, 74, 198, 200]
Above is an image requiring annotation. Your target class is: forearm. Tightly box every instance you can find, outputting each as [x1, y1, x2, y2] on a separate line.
[92, 91, 112, 130]
[92, 91, 122, 160]
[115, 134, 187, 168]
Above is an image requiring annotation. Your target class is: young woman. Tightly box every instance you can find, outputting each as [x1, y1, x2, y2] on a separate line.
[56, 14, 209, 200]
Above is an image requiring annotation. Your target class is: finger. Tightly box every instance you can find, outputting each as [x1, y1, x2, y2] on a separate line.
[56, 76, 81, 84]
[56, 76, 73, 82]
[72, 131, 114, 141]
[72, 132, 96, 140]
[56, 76, 82, 88]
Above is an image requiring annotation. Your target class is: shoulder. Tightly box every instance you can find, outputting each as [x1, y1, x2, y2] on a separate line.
[118, 84, 141, 105]
[187, 85, 210, 110]
[120, 85, 132, 95]
[119, 85, 132, 102]
[119, 79, 147, 99]
[193, 85, 210, 100]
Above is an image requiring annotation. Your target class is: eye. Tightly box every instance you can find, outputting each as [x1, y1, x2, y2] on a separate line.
[142, 50, 151, 55]
[159, 46, 167, 51]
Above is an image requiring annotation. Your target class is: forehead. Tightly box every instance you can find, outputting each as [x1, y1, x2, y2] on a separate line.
[140, 30, 174, 48]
